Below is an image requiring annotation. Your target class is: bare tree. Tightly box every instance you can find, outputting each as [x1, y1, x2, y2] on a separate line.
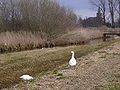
[117, 0, 120, 25]
[90, 0, 119, 27]
[0, 0, 77, 35]
[118, 0, 120, 24]
[107, 0, 117, 27]
[116, 0, 120, 25]
[90, 0, 107, 24]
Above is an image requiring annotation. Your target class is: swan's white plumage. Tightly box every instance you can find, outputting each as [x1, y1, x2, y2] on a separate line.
[69, 51, 76, 66]
[20, 75, 33, 80]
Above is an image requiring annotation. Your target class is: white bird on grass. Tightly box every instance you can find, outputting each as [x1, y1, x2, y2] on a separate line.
[20, 75, 33, 80]
[69, 51, 77, 69]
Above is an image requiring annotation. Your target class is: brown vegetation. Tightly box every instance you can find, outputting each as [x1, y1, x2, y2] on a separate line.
[0, 38, 119, 89]
[52, 28, 103, 46]
[0, 38, 120, 89]
[0, 28, 103, 53]
[0, 31, 47, 53]
[0, 0, 77, 34]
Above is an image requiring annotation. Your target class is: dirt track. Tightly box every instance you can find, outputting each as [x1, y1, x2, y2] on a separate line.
[7, 42, 120, 90]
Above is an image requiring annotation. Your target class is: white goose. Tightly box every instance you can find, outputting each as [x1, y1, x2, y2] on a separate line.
[69, 51, 77, 66]
[20, 75, 33, 80]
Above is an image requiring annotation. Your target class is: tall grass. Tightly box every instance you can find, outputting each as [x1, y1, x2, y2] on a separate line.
[52, 28, 103, 46]
[0, 31, 47, 53]
[0, 28, 103, 53]
[0, 31, 47, 46]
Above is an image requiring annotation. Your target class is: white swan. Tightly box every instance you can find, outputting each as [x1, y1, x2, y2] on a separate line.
[69, 51, 77, 66]
[20, 75, 33, 80]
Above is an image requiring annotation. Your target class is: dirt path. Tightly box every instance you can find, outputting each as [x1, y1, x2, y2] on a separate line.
[7, 42, 120, 90]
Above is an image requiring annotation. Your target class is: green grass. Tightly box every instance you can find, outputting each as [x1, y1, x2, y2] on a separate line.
[56, 76, 65, 80]
[15, 82, 27, 88]
[28, 79, 36, 83]
[94, 82, 120, 90]
[31, 88, 39, 90]
[100, 54, 107, 58]
[85, 61, 95, 64]
[57, 73, 64, 76]
[111, 73, 120, 78]
[114, 74, 120, 78]
[112, 52, 120, 56]
[52, 69, 58, 74]
[0, 39, 120, 89]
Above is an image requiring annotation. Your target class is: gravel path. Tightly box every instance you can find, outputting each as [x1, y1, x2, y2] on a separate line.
[8, 42, 120, 90]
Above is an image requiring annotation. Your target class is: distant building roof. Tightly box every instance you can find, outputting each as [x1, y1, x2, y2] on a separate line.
[82, 7, 103, 27]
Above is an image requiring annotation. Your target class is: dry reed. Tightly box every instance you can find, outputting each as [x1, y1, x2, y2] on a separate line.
[0, 28, 103, 53]
[52, 28, 103, 46]
[0, 31, 47, 53]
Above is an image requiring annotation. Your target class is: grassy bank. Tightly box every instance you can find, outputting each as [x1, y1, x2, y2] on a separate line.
[0, 39, 120, 89]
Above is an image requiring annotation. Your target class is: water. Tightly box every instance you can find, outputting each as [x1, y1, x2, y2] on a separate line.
[88, 38, 104, 45]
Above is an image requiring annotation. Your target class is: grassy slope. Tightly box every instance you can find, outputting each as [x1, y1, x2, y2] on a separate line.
[0, 39, 120, 89]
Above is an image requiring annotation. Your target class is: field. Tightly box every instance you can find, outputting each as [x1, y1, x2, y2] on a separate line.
[14, 39, 120, 90]
[0, 38, 120, 89]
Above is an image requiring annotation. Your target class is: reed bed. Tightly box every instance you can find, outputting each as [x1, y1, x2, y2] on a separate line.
[52, 28, 103, 46]
[0, 31, 47, 53]
[0, 28, 103, 53]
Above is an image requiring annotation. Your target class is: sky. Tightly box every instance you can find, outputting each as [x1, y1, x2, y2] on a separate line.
[56, 0, 97, 18]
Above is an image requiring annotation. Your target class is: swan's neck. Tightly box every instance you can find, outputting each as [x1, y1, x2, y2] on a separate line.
[72, 52, 74, 58]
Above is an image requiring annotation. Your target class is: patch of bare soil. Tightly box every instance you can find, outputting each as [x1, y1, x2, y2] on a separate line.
[7, 42, 120, 90]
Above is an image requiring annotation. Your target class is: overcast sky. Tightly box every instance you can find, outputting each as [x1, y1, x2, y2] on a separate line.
[56, 0, 97, 18]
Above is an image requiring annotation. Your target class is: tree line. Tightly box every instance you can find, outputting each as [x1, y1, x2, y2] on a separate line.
[0, 0, 77, 35]
[90, 0, 120, 27]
